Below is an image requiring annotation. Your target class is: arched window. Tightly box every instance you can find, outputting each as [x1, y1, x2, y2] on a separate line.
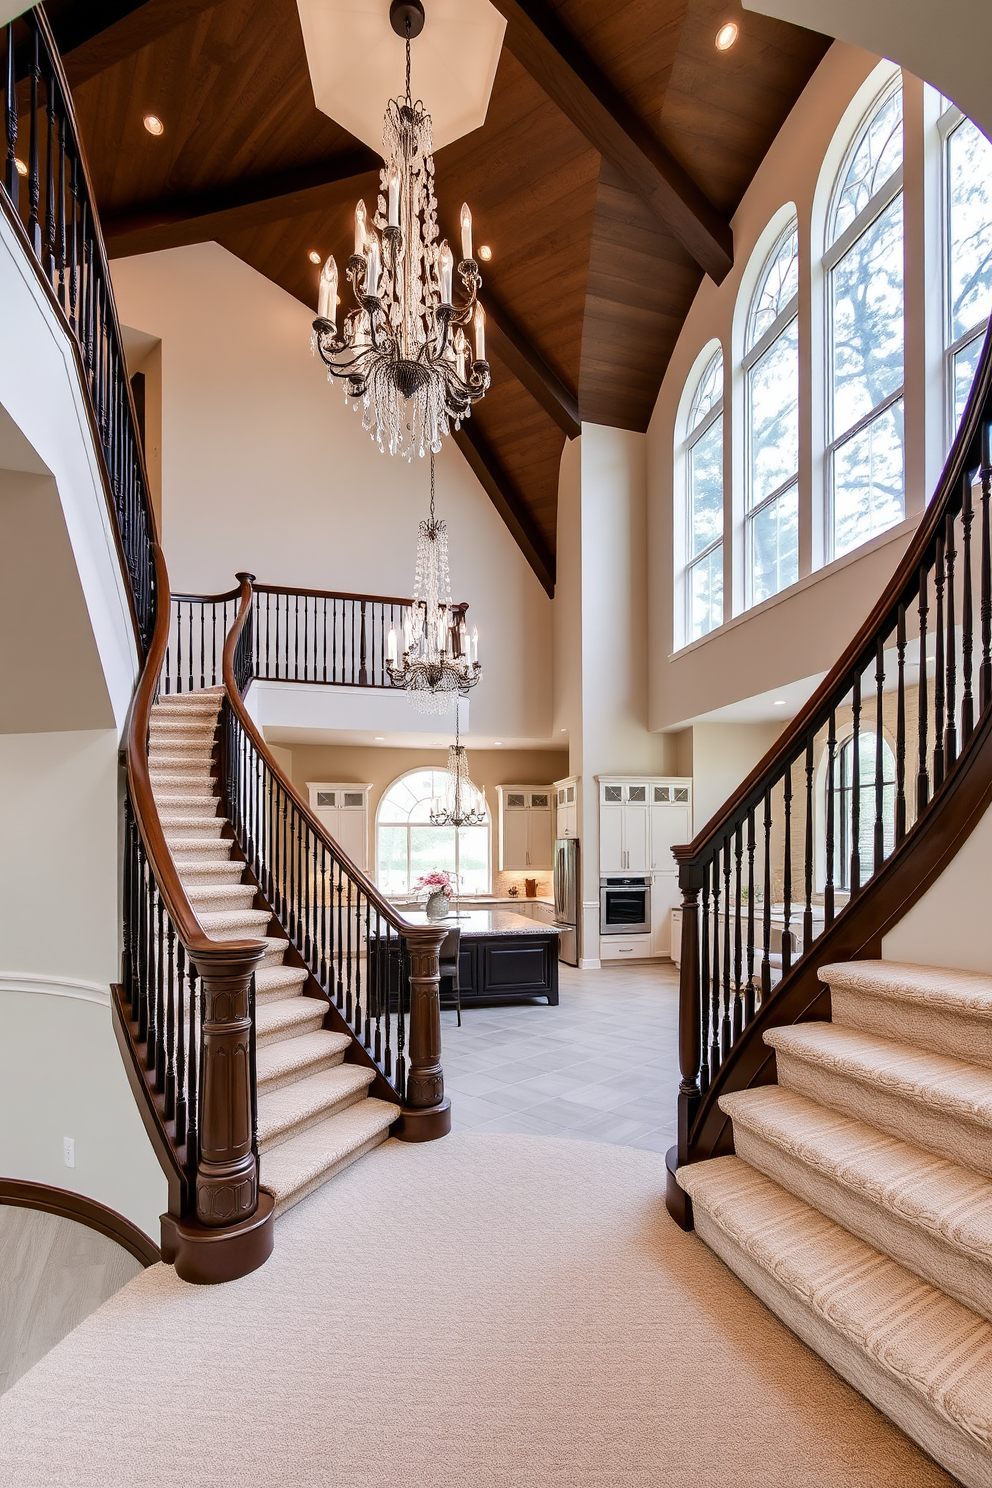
[376, 768, 491, 896]
[831, 731, 895, 891]
[744, 221, 800, 605]
[680, 347, 724, 640]
[824, 80, 905, 559]
[940, 98, 992, 430]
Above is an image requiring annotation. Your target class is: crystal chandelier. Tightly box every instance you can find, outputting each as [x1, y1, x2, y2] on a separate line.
[430, 704, 486, 826]
[311, 0, 490, 461]
[386, 454, 482, 713]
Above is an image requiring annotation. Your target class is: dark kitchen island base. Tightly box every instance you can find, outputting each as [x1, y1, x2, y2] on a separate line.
[399, 909, 560, 1007]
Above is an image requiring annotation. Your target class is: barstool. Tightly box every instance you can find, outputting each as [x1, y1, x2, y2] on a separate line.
[438, 926, 462, 1026]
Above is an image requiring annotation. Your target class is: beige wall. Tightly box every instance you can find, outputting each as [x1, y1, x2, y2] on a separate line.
[110, 243, 554, 743]
[277, 740, 569, 895]
[647, 44, 928, 732]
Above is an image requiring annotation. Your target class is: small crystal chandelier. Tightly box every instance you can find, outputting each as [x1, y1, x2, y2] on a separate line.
[386, 453, 482, 713]
[430, 703, 486, 826]
[311, 0, 490, 461]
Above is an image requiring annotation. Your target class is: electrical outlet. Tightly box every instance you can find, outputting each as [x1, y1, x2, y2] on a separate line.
[63, 1136, 75, 1169]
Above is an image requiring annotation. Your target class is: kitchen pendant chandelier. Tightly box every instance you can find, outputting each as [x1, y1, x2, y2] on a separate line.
[430, 703, 486, 827]
[386, 452, 482, 713]
[311, 0, 490, 461]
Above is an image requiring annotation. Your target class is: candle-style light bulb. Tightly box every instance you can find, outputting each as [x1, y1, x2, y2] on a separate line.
[472, 626, 479, 663]
[439, 240, 454, 305]
[403, 611, 412, 652]
[354, 199, 368, 257]
[387, 627, 398, 664]
[317, 255, 338, 327]
[365, 233, 381, 296]
[460, 202, 473, 262]
[387, 165, 401, 228]
[454, 327, 469, 381]
[473, 302, 486, 362]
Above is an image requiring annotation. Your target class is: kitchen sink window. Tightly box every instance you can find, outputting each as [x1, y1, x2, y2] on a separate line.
[376, 768, 491, 896]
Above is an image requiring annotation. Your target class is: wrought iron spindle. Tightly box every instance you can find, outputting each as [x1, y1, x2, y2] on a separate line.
[874, 637, 885, 873]
[761, 790, 772, 1000]
[895, 605, 907, 844]
[744, 810, 756, 1023]
[918, 565, 930, 813]
[803, 738, 814, 954]
[945, 509, 958, 768]
[934, 527, 946, 791]
[699, 863, 710, 1096]
[982, 422, 992, 712]
[781, 767, 792, 977]
[850, 671, 862, 895]
[962, 473, 975, 742]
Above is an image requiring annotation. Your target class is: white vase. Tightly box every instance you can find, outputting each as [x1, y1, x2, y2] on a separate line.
[425, 889, 450, 920]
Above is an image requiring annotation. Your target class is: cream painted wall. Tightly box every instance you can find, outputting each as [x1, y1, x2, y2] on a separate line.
[110, 243, 553, 742]
[687, 722, 786, 838]
[277, 740, 568, 894]
[647, 44, 924, 733]
[744, 0, 992, 140]
[881, 800, 992, 974]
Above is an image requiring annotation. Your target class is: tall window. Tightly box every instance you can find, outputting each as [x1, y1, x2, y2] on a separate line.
[744, 222, 800, 604]
[825, 81, 905, 560]
[681, 348, 724, 639]
[376, 768, 490, 895]
[941, 99, 992, 429]
[832, 732, 895, 890]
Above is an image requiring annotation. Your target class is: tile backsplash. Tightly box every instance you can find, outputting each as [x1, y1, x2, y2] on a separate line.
[494, 870, 553, 899]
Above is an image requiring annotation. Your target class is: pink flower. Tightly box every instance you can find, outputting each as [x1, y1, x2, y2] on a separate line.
[414, 870, 452, 896]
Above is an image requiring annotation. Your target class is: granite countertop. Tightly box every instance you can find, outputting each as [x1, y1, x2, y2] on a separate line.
[397, 908, 560, 937]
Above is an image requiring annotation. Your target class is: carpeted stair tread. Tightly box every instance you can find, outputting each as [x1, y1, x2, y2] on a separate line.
[766, 1023, 992, 1131]
[720, 1085, 992, 1322]
[167, 838, 234, 860]
[823, 960, 992, 1070]
[823, 960, 992, 1016]
[255, 996, 327, 1046]
[158, 812, 225, 834]
[148, 771, 217, 792]
[256, 1063, 377, 1150]
[255, 964, 308, 1002]
[261, 1097, 399, 1214]
[197, 907, 273, 938]
[256, 1029, 351, 1092]
[186, 883, 257, 911]
[677, 1156, 992, 1482]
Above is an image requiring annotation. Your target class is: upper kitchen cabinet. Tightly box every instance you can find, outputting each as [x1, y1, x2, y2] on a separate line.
[307, 782, 372, 871]
[598, 779, 692, 873]
[554, 776, 578, 839]
[497, 786, 554, 871]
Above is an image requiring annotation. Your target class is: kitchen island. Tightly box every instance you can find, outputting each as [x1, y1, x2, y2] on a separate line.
[398, 908, 560, 1006]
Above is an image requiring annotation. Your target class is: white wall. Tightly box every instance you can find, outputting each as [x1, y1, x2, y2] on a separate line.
[688, 722, 786, 837]
[881, 799, 992, 974]
[110, 243, 553, 743]
[647, 44, 926, 733]
[745, 0, 992, 141]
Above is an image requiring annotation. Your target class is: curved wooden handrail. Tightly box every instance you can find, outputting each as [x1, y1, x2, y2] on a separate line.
[674, 326, 992, 871]
[254, 581, 415, 608]
[221, 574, 446, 951]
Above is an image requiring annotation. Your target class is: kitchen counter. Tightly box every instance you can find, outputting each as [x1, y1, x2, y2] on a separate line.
[398, 908, 560, 937]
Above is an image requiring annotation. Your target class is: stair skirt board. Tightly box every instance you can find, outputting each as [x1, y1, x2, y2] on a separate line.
[147, 687, 398, 1222]
[690, 1193, 991, 1488]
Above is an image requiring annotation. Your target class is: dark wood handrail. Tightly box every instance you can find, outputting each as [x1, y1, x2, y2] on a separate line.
[222, 575, 445, 950]
[254, 581, 416, 609]
[674, 326, 992, 871]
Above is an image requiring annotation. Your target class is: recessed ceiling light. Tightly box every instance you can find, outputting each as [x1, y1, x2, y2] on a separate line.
[14, 157, 27, 177]
[373, 735, 384, 741]
[773, 699, 787, 706]
[478, 244, 492, 261]
[494, 740, 503, 746]
[308, 250, 322, 264]
[143, 114, 165, 136]
[715, 21, 739, 50]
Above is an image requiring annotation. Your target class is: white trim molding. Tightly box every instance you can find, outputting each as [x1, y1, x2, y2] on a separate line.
[0, 972, 111, 1007]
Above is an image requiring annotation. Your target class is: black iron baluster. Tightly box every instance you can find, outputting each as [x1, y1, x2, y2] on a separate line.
[4, 24, 18, 204]
[709, 846, 721, 1084]
[721, 836, 732, 1060]
[945, 510, 958, 769]
[699, 861, 710, 1096]
[154, 895, 166, 1089]
[934, 527, 946, 791]
[782, 767, 792, 978]
[850, 671, 862, 895]
[294, 593, 300, 680]
[186, 961, 199, 1189]
[332, 599, 338, 683]
[918, 566, 930, 813]
[359, 600, 368, 685]
[982, 422, 992, 713]
[175, 941, 187, 1150]
[27, 30, 40, 254]
[962, 474, 975, 742]
[744, 810, 756, 1022]
[761, 789, 772, 1001]
[43, 57, 55, 281]
[56, 107, 66, 308]
[874, 636, 885, 874]
[164, 919, 176, 1121]
[733, 824, 743, 1040]
[803, 737, 814, 954]
[895, 606, 907, 845]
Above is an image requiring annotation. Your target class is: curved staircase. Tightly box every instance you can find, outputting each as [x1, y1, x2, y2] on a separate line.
[148, 687, 398, 1218]
[679, 959, 992, 1486]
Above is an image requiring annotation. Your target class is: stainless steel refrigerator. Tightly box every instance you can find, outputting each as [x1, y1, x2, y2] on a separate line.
[554, 838, 579, 965]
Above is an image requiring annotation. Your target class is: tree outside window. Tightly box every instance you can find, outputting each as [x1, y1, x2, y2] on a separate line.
[680, 348, 724, 640]
[376, 768, 490, 895]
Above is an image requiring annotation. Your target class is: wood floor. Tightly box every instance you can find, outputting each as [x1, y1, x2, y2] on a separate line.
[0, 1205, 143, 1395]
[444, 959, 680, 1151]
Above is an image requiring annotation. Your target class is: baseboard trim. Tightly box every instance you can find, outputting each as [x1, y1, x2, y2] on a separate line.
[0, 972, 111, 1006]
[0, 1177, 160, 1266]
[578, 958, 602, 970]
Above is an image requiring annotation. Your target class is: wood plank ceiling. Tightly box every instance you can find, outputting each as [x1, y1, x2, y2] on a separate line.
[50, 0, 829, 593]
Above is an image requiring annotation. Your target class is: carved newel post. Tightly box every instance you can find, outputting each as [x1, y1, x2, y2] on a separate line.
[665, 860, 703, 1232]
[160, 941, 275, 1284]
[394, 925, 451, 1141]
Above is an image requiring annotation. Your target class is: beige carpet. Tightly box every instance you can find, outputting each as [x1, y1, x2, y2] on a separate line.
[0, 1134, 959, 1488]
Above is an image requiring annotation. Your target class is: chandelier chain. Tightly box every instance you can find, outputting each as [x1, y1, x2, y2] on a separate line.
[429, 448, 435, 524]
[405, 24, 412, 103]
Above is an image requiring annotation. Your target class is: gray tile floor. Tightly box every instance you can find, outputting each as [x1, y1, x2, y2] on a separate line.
[442, 960, 680, 1153]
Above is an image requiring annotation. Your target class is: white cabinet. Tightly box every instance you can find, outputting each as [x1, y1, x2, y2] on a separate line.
[598, 778, 691, 874]
[554, 776, 578, 839]
[306, 782, 371, 872]
[497, 786, 554, 871]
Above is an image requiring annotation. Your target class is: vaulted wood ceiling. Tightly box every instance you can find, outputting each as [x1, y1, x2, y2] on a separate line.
[49, 0, 829, 593]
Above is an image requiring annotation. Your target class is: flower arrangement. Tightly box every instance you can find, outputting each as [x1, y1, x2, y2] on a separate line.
[414, 870, 453, 899]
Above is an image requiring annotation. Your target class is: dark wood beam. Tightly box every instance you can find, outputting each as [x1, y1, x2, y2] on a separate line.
[487, 0, 733, 284]
[480, 289, 580, 439]
[102, 152, 379, 257]
[47, 0, 221, 85]
[454, 424, 555, 597]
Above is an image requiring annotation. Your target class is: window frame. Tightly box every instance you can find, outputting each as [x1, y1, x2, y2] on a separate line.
[822, 79, 907, 562]
[939, 98, 992, 441]
[831, 729, 896, 892]
[375, 767, 492, 896]
[680, 347, 725, 643]
[743, 223, 801, 609]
